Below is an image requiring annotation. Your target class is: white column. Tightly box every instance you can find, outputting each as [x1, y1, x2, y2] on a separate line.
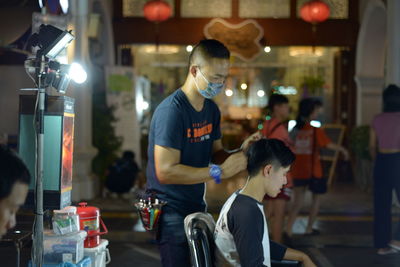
[386, 0, 400, 86]
[69, 0, 97, 201]
[354, 76, 384, 125]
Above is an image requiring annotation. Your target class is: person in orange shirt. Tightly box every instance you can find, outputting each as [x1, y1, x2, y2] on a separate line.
[286, 98, 348, 236]
[262, 94, 293, 243]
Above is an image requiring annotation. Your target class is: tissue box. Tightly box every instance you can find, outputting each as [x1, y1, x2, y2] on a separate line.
[43, 230, 87, 264]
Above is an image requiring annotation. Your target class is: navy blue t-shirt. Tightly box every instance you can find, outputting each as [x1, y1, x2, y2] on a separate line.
[146, 89, 222, 215]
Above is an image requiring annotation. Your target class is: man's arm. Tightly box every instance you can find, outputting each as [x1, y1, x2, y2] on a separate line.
[154, 145, 246, 184]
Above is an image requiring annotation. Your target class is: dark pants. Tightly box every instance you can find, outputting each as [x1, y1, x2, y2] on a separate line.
[373, 153, 400, 248]
[157, 207, 191, 267]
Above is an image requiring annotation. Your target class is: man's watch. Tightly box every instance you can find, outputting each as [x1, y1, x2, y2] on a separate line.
[209, 164, 222, 184]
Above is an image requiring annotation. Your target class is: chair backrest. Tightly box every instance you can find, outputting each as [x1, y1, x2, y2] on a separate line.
[184, 212, 216, 267]
[184, 212, 302, 267]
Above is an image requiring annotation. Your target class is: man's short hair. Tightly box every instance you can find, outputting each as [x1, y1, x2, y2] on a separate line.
[246, 139, 295, 177]
[268, 94, 289, 112]
[188, 39, 230, 67]
[0, 146, 31, 199]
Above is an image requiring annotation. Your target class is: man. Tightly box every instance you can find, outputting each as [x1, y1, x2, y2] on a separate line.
[215, 139, 316, 267]
[146, 39, 258, 266]
[0, 146, 30, 239]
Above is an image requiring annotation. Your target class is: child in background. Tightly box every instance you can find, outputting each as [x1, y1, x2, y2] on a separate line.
[261, 94, 293, 243]
[214, 139, 316, 267]
[286, 98, 348, 236]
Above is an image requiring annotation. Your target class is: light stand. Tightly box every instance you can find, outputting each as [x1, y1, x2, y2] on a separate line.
[32, 55, 46, 267]
[25, 24, 86, 267]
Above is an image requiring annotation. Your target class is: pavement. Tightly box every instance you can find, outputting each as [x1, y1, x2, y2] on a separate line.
[2, 181, 400, 266]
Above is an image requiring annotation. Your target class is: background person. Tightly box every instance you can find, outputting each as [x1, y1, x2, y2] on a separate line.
[0, 145, 31, 239]
[105, 150, 140, 199]
[286, 98, 348, 237]
[370, 84, 400, 255]
[261, 94, 293, 243]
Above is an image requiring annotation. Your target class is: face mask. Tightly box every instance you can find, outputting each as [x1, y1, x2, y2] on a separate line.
[194, 68, 224, 99]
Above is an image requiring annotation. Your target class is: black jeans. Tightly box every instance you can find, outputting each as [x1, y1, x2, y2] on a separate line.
[157, 206, 191, 267]
[373, 152, 400, 248]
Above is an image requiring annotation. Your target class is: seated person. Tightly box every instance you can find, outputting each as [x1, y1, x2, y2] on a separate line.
[214, 138, 316, 267]
[105, 150, 140, 197]
[0, 145, 31, 239]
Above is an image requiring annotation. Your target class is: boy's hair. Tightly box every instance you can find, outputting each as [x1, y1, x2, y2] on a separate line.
[189, 39, 230, 67]
[246, 139, 295, 177]
[268, 94, 289, 113]
[383, 84, 400, 112]
[0, 146, 31, 199]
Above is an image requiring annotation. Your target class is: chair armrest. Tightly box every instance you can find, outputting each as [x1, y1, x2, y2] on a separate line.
[271, 259, 302, 267]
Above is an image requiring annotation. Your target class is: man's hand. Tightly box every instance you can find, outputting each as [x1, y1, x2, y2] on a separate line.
[241, 131, 262, 152]
[220, 152, 247, 179]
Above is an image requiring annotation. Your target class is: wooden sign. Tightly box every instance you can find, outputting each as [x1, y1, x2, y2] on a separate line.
[320, 124, 346, 187]
[204, 18, 264, 61]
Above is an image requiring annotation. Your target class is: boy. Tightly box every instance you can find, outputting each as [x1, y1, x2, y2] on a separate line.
[214, 139, 316, 267]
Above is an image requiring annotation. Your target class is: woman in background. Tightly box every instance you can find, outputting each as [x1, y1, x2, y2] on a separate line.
[370, 84, 400, 255]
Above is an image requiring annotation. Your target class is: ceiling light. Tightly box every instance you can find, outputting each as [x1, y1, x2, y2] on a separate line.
[186, 45, 193, 52]
[225, 89, 233, 97]
[257, 90, 265, 97]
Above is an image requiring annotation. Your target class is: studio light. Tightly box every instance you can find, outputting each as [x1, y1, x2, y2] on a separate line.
[68, 63, 87, 84]
[32, 24, 74, 59]
[26, 24, 88, 94]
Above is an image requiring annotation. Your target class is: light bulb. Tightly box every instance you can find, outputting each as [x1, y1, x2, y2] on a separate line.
[69, 63, 87, 84]
[225, 89, 233, 97]
[257, 90, 265, 97]
[186, 45, 193, 52]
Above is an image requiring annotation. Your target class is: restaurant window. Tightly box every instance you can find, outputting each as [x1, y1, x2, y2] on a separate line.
[239, 0, 290, 18]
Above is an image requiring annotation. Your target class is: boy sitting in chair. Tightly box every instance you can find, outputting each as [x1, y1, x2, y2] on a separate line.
[214, 138, 316, 267]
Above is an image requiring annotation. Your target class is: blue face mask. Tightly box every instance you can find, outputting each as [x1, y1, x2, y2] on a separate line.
[194, 68, 224, 99]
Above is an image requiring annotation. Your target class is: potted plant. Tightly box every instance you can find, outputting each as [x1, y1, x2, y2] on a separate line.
[301, 76, 325, 97]
[349, 125, 373, 192]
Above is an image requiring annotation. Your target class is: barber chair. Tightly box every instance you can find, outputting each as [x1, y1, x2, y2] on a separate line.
[184, 212, 301, 267]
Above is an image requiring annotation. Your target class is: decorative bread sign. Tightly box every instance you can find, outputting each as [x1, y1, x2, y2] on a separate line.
[204, 18, 264, 62]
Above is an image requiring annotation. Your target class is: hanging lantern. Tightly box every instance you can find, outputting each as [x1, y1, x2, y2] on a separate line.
[300, 0, 330, 24]
[143, 0, 172, 23]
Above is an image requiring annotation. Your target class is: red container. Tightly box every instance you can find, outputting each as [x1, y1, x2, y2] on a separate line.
[76, 202, 108, 248]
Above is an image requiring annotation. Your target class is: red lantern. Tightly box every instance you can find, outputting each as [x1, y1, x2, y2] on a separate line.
[143, 0, 172, 23]
[300, 0, 330, 24]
